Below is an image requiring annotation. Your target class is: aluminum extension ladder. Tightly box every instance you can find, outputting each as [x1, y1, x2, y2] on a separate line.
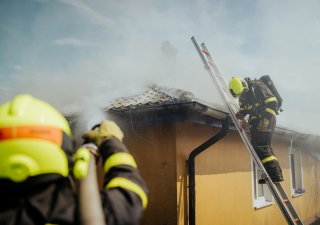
[191, 36, 304, 225]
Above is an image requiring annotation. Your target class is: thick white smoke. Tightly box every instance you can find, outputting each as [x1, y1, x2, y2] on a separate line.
[1, 0, 320, 135]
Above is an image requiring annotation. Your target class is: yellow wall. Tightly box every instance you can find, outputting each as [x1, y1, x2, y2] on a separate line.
[120, 120, 320, 225]
[272, 136, 320, 225]
[124, 123, 177, 225]
[176, 121, 320, 225]
[295, 149, 320, 224]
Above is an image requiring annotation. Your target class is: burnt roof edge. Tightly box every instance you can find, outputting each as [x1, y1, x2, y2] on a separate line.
[106, 101, 229, 128]
[106, 100, 320, 152]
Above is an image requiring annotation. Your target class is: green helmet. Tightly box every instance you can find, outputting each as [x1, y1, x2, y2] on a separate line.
[229, 77, 248, 97]
[0, 94, 72, 182]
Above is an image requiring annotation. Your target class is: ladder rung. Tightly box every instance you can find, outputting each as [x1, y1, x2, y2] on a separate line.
[293, 218, 299, 222]
[202, 49, 209, 55]
[283, 199, 289, 203]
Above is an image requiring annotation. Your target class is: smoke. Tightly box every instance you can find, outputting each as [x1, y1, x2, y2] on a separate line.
[1, 0, 320, 135]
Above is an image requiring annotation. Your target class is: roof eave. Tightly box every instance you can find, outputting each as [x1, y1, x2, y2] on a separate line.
[107, 101, 229, 128]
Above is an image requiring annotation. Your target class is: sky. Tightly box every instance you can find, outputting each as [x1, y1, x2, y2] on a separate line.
[0, 0, 320, 134]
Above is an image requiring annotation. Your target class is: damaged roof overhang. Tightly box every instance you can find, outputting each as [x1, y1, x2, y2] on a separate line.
[107, 100, 229, 128]
[107, 100, 320, 155]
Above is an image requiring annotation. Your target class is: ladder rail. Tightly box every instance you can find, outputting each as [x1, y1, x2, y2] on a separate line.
[275, 183, 304, 224]
[191, 36, 304, 225]
[191, 36, 268, 176]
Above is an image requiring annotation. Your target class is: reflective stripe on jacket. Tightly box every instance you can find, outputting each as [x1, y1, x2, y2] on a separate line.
[239, 79, 278, 120]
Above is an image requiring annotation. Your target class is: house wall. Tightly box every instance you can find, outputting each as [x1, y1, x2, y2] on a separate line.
[295, 147, 320, 224]
[266, 135, 320, 225]
[176, 121, 320, 225]
[123, 122, 177, 225]
[119, 120, 320, 225]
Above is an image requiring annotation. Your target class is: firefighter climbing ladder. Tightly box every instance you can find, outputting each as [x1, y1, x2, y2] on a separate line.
[191, 36, 304, 225]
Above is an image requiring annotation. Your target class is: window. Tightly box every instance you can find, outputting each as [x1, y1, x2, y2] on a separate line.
[289, 148, 305, 196]
[252, 161, 274, 208]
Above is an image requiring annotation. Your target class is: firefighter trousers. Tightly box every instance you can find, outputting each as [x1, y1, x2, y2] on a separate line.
[250, 116, 284, 182]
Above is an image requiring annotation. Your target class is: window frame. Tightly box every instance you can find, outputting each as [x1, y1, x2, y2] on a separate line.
[289, 145, 305, 197]
[251, 161, 274, 209]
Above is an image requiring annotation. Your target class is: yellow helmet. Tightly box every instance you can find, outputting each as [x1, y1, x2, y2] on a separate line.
[229, 77, 248, 97]
[0, 94, 72, 182]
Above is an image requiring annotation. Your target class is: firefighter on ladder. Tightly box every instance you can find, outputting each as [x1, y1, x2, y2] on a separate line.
[229, 77, 284, 183]
[0, 94, 148, 225]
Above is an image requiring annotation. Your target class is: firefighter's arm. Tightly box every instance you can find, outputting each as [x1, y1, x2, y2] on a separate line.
[260, 92, 278, 119]
[237, 101, 249, 119]
[82, 120, 148, 225]
[100, 138, 148, 225]
[256, 81, 278, 118]
[262, 100, 278, 119]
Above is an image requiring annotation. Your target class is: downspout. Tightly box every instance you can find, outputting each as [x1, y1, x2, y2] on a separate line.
[187, 117, 230, 225]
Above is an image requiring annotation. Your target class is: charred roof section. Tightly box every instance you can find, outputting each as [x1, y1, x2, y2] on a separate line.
[106, 85, 228, 128]
[108, 86, 195, 110]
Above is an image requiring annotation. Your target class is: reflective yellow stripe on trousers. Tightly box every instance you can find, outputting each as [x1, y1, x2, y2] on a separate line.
[261, 156, 277, 164]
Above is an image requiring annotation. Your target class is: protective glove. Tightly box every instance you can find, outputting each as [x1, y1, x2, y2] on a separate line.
[82, 120, 124, 147]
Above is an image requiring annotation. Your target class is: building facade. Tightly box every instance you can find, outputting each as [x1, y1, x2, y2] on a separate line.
[74, 86, 320, 225]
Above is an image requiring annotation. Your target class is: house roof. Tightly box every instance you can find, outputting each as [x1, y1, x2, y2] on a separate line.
[107, 85, 228, 122]
[108, 87, 194, 110]
[108, 85, 226, 112]
[106, 85, 320, 154]
[107, 86, 196, 110]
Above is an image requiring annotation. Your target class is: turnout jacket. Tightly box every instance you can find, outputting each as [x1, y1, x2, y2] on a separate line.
[238, 78, 278, 124]
[0, 138, 148, 225]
